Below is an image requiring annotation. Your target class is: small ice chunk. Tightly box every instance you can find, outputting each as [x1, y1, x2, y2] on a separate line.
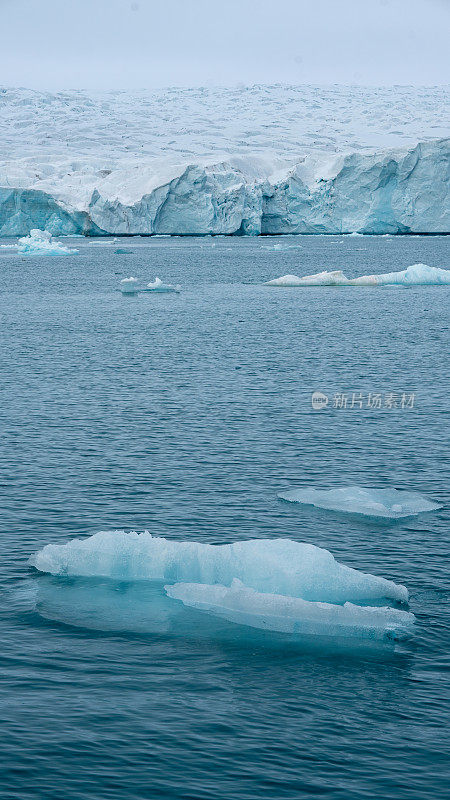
[165, 580, 415, 642]
[145, 277, 181, 293]
[17, 229, 78, 255]
[278, 486, 441, 519]
[120, 276, 139, 294]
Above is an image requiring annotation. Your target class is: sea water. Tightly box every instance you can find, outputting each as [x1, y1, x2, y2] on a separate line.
[0, 235, 449, 800]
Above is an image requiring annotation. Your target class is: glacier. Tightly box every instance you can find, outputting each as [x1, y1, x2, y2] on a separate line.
[0, 139, 448, 236]
[0, 88, 448, 236]
[165, 580, 415, 642]
[278, 487, 441, 519]
[30, 531, 408, 604]
[265, 264, 450, 286]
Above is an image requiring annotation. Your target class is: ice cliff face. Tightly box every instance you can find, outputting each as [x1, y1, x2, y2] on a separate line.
[0, 86, 448, 235]
[1, 139, 448, 236]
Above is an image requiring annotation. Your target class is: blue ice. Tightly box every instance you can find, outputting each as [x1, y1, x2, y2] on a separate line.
[278, 486, 441, 519]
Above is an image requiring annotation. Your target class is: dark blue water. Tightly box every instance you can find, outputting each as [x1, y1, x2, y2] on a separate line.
[1, 235, 449, 800]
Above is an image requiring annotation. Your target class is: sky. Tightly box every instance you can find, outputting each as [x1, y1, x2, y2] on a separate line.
[1, 0, 449, 90]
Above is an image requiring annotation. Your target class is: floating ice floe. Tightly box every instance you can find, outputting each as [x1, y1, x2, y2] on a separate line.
[30, 532, 408, 604]
[30, 532, 413, 643]
[265, 264, 450, 287]
[166, 579, 414, 642]
[144, 277, 181, 293]
[278, 486, 441, 519]
[17, 229, 79, 255]
[263, 243, 303, 251]
[119, 276, 181, 294]
[120, 276, 139, 294]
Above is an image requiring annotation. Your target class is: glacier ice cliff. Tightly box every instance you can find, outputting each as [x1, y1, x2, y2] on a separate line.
[1, 138, 448, 236]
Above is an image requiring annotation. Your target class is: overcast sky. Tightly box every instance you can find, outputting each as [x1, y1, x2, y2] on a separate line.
[1, 0, 449, 90]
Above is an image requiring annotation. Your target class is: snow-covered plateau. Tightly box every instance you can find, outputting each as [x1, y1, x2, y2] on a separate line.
[0, 86, 449, 236]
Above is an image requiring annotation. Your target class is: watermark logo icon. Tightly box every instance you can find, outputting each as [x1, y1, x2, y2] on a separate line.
[311, 390, 416, 410]
[311, 391, 329, 410]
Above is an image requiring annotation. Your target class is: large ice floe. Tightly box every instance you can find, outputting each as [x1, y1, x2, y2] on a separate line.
[278, 487, 441, 519]
[265, 264, 450, 287]
[0, 87, 448, 235]
[30, 532, 414, 644]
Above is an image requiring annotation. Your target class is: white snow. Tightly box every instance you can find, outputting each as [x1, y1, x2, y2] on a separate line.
[165, 579, 415, 641]
[30, 531, 408, 604]
[265, 264, 450, 286]
[278, 486, 441, 519]
[0, 86, 448, 235]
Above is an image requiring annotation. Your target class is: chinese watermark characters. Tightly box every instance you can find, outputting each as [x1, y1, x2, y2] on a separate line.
[311, 391, 416, 411]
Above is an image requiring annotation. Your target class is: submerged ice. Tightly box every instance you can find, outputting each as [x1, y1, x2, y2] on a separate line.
[166, 580, 414, 641]
[265, 264, 450, 287]
[278, 486, 441, 519]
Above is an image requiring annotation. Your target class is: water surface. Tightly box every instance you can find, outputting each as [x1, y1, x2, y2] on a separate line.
[0, 235, 449, 799]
